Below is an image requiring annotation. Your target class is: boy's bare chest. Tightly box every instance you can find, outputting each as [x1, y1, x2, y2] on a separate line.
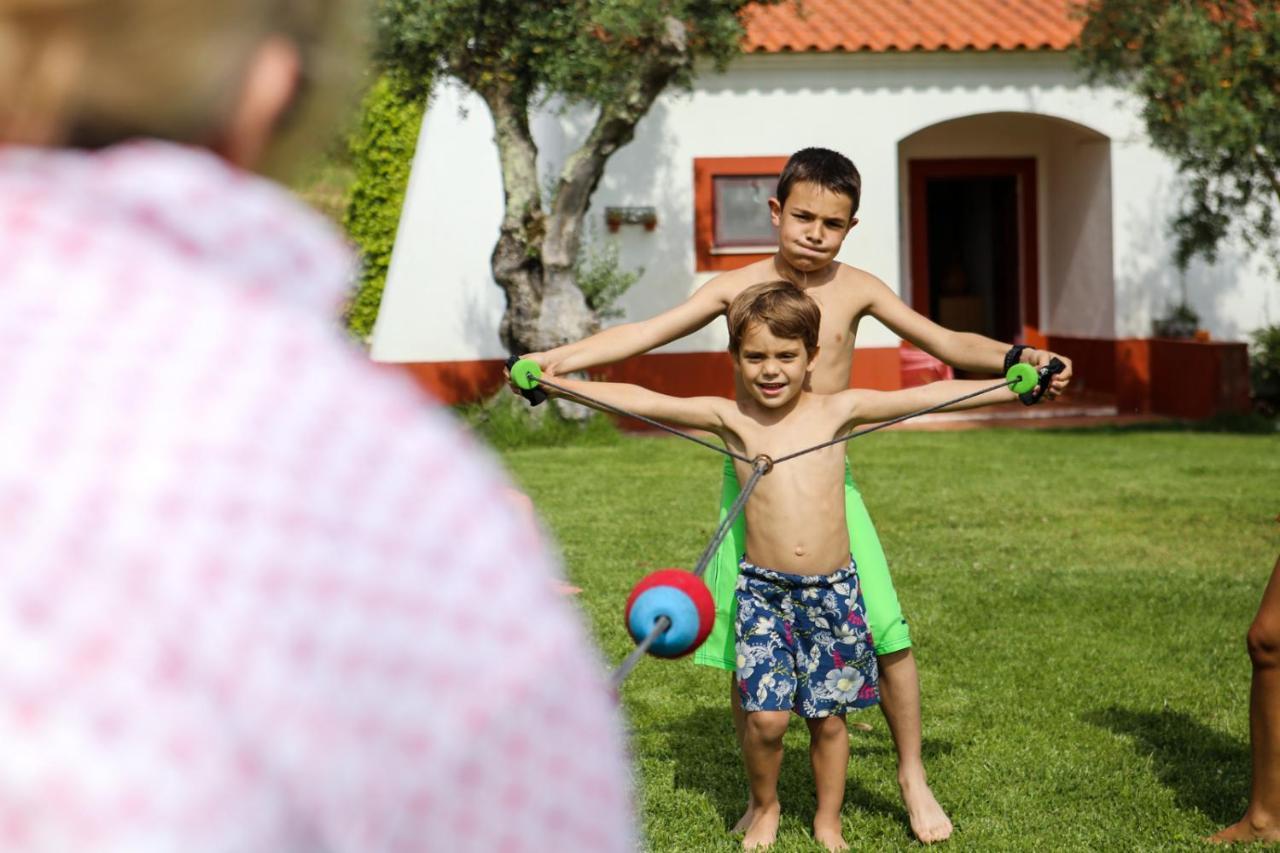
[805, 286, 865, 364]
[731, 437, 845, 511]
[732, 412, 844, 462]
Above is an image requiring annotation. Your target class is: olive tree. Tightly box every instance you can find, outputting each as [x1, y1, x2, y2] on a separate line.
[1076, 0, 1280, 273]
[377, 0, 779, 353]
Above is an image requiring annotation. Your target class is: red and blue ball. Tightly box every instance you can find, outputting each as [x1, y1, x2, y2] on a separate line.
[623, 569, 716, 658]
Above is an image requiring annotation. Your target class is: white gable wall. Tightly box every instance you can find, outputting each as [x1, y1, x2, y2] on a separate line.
[372, 51, 1273, 362]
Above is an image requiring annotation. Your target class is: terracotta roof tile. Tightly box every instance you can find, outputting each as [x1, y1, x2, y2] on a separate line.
[743, 0, 1081, 53]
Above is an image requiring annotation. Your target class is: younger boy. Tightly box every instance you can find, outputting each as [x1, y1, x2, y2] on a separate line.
[540, 281, 1025, 851]
[523, 147, 1074, 843]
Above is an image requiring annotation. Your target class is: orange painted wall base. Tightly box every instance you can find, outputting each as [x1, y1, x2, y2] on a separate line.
[1049, 335, 1249, 418]
[1117, 338, 1250, 418]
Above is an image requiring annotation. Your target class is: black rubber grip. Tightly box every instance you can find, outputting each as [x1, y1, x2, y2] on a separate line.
[1019, 356, 1066, 406]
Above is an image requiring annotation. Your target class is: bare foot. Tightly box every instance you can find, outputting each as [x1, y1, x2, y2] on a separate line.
[1208, 812, 1280, 844]
[730, 800, 756, 835]
[900, 773, 952, 844]
[742, 801, 780, 850]
[813, 814, 849, 851]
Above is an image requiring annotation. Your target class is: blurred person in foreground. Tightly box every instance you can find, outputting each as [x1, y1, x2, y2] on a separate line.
[0, 1, 634, 850]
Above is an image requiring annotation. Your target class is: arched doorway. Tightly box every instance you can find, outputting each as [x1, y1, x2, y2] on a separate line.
[899, 112, 1115, 351]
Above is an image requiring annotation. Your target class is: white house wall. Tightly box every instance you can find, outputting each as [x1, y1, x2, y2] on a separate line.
[372, 81, 510, 362]
[373, 51, 1273, 363]
[1046, 126, 1114, 337]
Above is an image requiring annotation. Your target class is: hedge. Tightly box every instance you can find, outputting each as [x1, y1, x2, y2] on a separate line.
[343, 73, 426, 342]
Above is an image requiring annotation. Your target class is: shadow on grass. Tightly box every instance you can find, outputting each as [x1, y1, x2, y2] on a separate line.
[1085, 706, 1250, 824]
[1045, 412, 1278, 435]
[838, 738, 957, 763]
[664, 705, 947, 839]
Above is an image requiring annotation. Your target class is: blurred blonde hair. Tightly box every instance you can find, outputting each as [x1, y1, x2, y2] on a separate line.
[0, 0, 366, 174]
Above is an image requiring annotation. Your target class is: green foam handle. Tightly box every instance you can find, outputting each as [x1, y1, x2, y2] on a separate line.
[1006, 362, 1038, 395]
[510, 358, 543, 391]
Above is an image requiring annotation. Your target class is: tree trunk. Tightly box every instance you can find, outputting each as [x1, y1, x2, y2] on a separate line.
[493, 259, 599, 356]
[482, 85, 598, 356]
[482, 18, 691, 360]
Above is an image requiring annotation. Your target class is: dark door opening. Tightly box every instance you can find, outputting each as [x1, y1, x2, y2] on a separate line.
[925, 176, 1020, 344]
[909, 158, 1039, 349]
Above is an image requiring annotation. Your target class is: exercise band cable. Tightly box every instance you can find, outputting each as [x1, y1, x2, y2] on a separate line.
[607, 377, 1012, 686]
[611, 455, 771, 686]
[769, 378, 1016, 465]
[505, 356, 1063, 686]
[529, 374, 754, 464]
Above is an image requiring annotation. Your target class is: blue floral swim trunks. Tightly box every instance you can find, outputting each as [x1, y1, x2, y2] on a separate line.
[734, 557, 880, 718]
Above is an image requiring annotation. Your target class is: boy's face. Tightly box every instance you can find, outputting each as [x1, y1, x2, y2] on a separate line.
[768, 181, 857, 272]
[734, 322, 816, 409]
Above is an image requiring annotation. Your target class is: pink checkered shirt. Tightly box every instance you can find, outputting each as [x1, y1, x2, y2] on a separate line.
[0, 141, 634, 851]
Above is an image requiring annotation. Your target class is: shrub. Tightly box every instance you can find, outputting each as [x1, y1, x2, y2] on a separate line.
[456, 391, 622, 450]
[289, 138, 355, 225]
[1250, 323, 1280, 417]
[342, 73, 425, 342]
[1152, 301, 1199, 339]
[575, 231, 642, 321]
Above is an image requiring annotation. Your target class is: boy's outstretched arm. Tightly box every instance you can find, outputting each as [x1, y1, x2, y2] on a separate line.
[547, 376, 733, 437]
[524, 277, 735, 376]
[862, 275, 1074, 398]
[835, 379, 1017, 431]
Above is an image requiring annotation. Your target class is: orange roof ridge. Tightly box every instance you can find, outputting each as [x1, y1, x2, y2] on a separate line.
[743, 0, 1080, 54]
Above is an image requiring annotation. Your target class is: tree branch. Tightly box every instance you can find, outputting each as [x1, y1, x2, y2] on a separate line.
[542, 17, 690, 268]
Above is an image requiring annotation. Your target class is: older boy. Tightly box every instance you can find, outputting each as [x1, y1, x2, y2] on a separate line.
[541, 281, 1024, 851]
[524, 147, 1073, 842]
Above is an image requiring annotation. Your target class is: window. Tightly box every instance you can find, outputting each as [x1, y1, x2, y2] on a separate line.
[693, 156, 787, 271]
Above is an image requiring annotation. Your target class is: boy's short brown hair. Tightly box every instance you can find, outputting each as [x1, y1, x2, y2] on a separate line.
[727, 281, 821, 356]
[776, 147, 861, 217]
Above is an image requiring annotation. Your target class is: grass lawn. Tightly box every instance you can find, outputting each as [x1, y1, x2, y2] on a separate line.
[500, 426, 1280, 851]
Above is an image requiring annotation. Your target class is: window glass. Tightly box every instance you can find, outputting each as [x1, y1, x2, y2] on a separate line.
[712, 175, 777, 248]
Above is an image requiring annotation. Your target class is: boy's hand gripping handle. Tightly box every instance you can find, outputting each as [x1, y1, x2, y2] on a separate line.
[1019, 357, 1066, 406]
[505, 356, 548, 406]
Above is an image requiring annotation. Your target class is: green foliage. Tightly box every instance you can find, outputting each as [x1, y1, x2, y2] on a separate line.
[375, 0, 762, 108]
[1151, 300, 1200, 339]
[457, 390, 623, 449]
[1076, 1, 1280, 272]
[342, 73, 425, 342]
[575, 232, 643, 320]
[373, 0, 782, 352]
[1249, 322, 1280, 415]
[288, 135, 357, 226]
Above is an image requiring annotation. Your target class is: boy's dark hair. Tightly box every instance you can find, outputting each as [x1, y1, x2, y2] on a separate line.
[775, 147, 861, 217]
[728, 281, 821, 356]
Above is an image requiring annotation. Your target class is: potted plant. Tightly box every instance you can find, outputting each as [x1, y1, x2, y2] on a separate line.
[1152, 301, 1200, 339]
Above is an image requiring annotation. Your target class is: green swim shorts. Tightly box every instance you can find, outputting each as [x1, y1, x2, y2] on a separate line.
[693, 455, 911, 670]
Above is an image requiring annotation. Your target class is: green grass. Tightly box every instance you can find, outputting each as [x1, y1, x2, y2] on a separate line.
[498, 428, 1280, 851]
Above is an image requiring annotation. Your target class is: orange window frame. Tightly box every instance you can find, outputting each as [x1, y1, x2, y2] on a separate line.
[693, 156, 788, 272]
